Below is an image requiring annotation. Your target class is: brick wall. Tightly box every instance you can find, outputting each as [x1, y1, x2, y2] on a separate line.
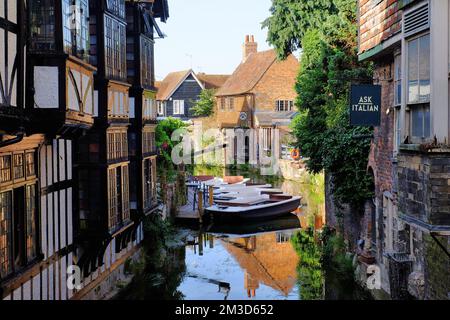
[359, 0, 402, 54]
[215, 95, 253, 128]
[368, 62, 396, 199]
[252, 55, 299, 112]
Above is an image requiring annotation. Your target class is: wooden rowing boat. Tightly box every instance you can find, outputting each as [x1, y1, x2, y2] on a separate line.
[206, 194, 301, 222]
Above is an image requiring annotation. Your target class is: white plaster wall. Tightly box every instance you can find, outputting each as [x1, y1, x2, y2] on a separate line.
[129, 97, 135, 118]
[54, 191, 59, 252]
[48, 264, 54, 300]
[68, 71, 79, 111]
[13, 287, 21, 300]
[0, 1, 4, 18]
[32, 275, 40, 300]
[67, 140, 72, 180]
[60, 190, 67, 249]
[42, 268, 48, 300]
[59, 139, 66, 181]
[34, 67, 59, 108]
[94, 90, 99, 117]
[48, 193, 54, 257]
[22, 280, 31, 300]
[8, 32, 17, 106]
[67, 188, 73, 245]
[41, 194, 48, 259]
[82, 73, 93, 114]
[46, 145, 53, 186]
[40, 146, 47, 188]
[7, 0, 17, 24]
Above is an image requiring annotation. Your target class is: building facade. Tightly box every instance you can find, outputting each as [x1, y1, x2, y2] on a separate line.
[156, 70, 229, 121]
[358, 0, 449, 299]
[0, 0, 169, 300]
[215, 35, 299, 165]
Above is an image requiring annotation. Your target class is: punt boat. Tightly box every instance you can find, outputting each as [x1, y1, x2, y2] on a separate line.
[206, 194, 301, 222]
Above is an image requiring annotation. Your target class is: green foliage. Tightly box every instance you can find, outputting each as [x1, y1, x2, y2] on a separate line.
[291, 228, 324, 300]
[156, 117, 188, 165]
[262, 0, 337, 59]
[322, 230, 354, 280]
[267, 0, 374, 208]
[191, 89, 216, 117]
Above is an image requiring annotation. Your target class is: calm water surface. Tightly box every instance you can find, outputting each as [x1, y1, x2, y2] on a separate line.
[119, 169, 371, 300]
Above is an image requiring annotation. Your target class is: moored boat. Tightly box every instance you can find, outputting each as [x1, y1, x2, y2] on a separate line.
[206, 194, 301, 222]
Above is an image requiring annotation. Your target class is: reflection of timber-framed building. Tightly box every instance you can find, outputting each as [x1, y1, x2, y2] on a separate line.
[357, 0, 449, 300]
[0, 0, 169, 300]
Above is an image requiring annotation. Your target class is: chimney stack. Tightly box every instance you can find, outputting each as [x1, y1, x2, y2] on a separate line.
[242, 35, 258, 62]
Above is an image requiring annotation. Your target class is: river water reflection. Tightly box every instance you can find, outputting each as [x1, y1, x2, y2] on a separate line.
[118, 169, 371, 300]
[179, 217, 302, 300]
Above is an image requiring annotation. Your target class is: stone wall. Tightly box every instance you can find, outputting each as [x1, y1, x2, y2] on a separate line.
[398, 152, 450, 225]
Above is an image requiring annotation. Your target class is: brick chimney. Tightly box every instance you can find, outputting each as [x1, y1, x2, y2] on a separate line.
[242, 35, 257, 62]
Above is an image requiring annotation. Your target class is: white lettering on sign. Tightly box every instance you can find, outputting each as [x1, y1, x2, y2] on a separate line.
[352, 95, 379, 112]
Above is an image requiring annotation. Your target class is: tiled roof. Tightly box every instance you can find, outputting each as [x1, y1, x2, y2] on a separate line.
[156, 70, 192, 101]
[215, 50, 278, 97]
[196, 73, 230, 89]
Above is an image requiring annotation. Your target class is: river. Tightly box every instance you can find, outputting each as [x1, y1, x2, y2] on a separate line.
[117, 166, 372, 300]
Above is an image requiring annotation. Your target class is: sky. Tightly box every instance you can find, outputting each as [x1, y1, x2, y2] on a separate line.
[154, 0, 273, 80]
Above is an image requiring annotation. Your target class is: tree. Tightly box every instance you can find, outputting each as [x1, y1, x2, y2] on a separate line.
[262, 0, 337, 59]
[156, 117, 188, 165]
[191, 89, 216, 117]
[265, 0, 374, 207]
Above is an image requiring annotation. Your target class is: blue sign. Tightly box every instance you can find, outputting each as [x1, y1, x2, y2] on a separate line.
[350, 84, 381, 127]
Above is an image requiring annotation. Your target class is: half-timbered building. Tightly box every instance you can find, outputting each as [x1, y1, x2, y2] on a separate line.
[126, 0, 160, 220]
[1, 0, 170, 300]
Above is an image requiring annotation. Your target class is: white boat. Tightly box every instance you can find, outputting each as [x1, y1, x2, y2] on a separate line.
[206, 194, 302, 222]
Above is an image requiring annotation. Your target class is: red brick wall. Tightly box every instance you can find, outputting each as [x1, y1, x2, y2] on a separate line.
[359, 0, 402, 54]
[252, 55, 299, 112]
[368, 62, 396, 198]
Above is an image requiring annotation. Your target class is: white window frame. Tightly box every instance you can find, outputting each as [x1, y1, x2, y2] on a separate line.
[406, 32, 431, 142]
[173, 100, 184, 115]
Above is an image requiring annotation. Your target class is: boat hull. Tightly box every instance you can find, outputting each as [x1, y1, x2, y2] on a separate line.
[206, 197, 301, 223]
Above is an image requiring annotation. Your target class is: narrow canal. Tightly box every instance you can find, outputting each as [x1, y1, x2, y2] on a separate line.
[117, 167, 372, 300]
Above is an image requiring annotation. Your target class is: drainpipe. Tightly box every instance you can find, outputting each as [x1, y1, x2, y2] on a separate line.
[0, 129, 25, 148]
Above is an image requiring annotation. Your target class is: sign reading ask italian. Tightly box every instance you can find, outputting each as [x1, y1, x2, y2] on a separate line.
[350, 84, 381, 127]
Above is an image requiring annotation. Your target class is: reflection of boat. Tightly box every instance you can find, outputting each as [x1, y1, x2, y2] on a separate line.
[207, 214, 301, 237]
[206, 195, 301, 222]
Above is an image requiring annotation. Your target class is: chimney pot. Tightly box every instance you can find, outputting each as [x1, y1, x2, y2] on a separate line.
[242, 35, 258, 62]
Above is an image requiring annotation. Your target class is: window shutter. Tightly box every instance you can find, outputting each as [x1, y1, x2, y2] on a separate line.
[403, 2, 430, 38]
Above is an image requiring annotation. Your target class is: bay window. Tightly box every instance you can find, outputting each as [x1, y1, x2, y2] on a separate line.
[141, 37, 155, 88]
[143, 158, 156, 210]
[105, 15, 127, 80]
[108, 165, 130, 231]
[62, 0, 90, 61]
[30, 0, 56, 51]
[0, 184, 38, 278]
[0, 191, 12, 278]
[407, 33, 430, 141]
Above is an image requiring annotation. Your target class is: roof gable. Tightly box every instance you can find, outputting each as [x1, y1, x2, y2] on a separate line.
[215, 50, 278, 97]
[156, 70, 205, 101]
